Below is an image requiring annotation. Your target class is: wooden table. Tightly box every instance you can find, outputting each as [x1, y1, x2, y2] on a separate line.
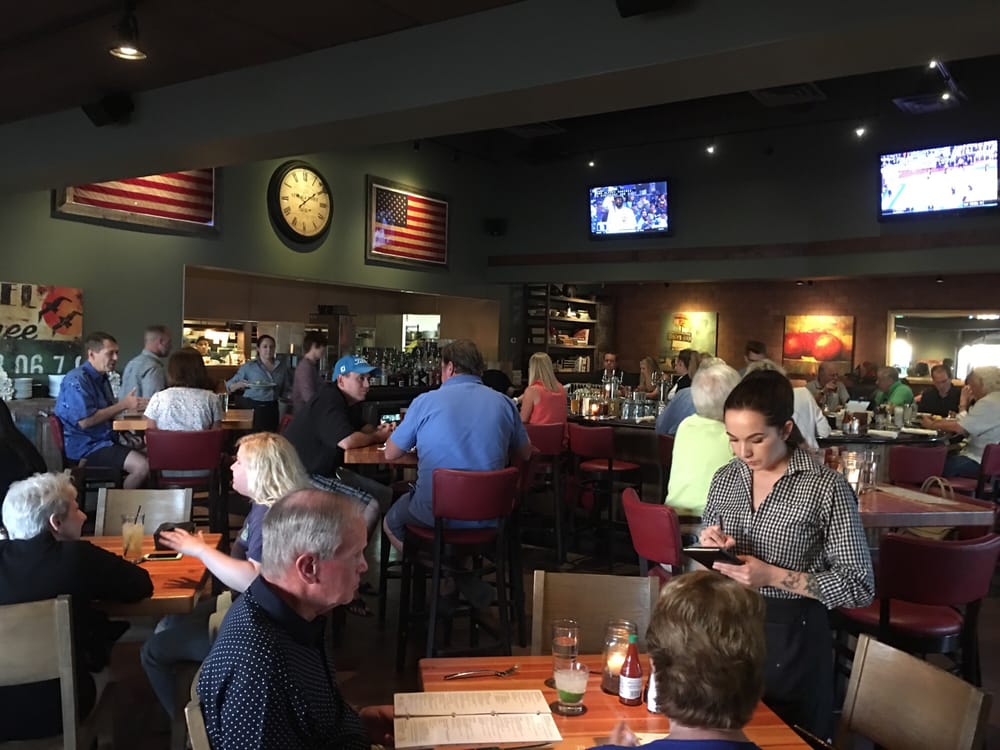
[419, 655, 807, 749]
[859, 485, 994, 529]
[112, 409, 253, 431]
[89, 534, 220, 616]
[343, 443, 418, 467]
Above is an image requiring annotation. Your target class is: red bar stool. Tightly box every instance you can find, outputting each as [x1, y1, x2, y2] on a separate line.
[887, 444, 947, 491]
[524, 422, 567, 562]
[567, 422, 641, 569]
[621, 487, 682, 584]
[833, 532, 1000, 686]
[395, 467, 519, 671]
[145, 429, 228, 547]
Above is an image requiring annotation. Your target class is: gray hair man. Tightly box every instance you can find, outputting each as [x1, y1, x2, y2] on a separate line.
[874, 366, 914, 408]
[197, 489, 393, 749]
[922, 366, 1000, 479]
[806, 362, 850, 411]
[0, 472, 152, 741]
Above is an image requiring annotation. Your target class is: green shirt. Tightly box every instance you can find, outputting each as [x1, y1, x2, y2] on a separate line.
[665, 414, 733, 515]
[873, 380, 914, 407]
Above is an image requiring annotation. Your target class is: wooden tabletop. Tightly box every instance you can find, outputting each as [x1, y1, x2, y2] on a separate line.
[859, 485, 994, 528]
[819, 431, 946, 446]
[113, 409, 253, 431]
[419, 654, 807, 749]
[343, 443, 418, 466]
[89, 534, 220, 616]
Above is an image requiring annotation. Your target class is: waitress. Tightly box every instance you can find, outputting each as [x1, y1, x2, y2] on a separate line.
[699, 370, 873, 740]
[225, 335, 290, 432]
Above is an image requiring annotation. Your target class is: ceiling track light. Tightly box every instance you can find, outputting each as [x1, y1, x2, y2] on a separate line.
[705, 144, 716, 155]
[854, 126, 866, 138]
[109, 0, 147, 60]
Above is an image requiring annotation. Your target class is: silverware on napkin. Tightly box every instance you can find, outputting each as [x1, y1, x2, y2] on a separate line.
[443, 664, 519, 680]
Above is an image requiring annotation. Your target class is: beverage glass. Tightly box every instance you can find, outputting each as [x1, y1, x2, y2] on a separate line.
[121, 514, 144, 563]
[552, 619, 579, 673]
[553, 662, 589, 716]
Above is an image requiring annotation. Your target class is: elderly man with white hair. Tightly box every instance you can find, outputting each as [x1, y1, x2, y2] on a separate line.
[0, 472, 152, 742]
[921, 365, 1000, 478]
[665, 362, 741, 522]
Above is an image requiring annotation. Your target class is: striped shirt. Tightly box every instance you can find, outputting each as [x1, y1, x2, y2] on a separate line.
[700, 448, 874, 609]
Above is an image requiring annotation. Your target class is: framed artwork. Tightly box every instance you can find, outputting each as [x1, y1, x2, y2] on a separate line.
[782, 314, 855, 377]
[659, 311, 718, 366]
[365, 175, 448, 270]
[0, 281, 83, 376]
[53, 169, 216, 234]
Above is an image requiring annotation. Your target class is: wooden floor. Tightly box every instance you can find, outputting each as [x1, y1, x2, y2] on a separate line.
[108, 509, 1000, 748]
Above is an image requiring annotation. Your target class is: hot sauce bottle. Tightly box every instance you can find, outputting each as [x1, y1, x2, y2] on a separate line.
[618, 633, 643, 706]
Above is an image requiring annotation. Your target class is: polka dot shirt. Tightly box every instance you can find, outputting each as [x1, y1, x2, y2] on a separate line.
[197, 577, 369, 749]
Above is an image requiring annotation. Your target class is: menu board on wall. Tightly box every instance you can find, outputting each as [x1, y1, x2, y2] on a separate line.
[659, 311, 718, 365]
[0, 281, 83, 376]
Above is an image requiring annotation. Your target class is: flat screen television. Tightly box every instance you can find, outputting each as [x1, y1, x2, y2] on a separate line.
[879, 138, 998, 219]
[589, 180, 670, 238]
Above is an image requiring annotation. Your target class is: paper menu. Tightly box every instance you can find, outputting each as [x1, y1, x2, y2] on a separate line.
[393, 690, 562, 749]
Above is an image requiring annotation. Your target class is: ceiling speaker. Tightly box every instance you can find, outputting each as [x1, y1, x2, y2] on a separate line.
[483, 218, 507, 237]
[81, 93, 135, 127]
[615, 0, 675, 17]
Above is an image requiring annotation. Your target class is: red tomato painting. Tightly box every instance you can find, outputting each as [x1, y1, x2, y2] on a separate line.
[781, 315, 853, 377]
[811, 332, 843, 361]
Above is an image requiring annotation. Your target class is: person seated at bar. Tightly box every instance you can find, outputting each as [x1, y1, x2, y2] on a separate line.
[666, 349, 699, 401]
[520, 352, 567, 425]
[805, 362, 850, 411]
[144, 348, 222, 431]
[745, 360, 829, 453]
[665, 362, 740, 528]
[636, 356, 662, 399]
[917, 363, 961, 417]
[738, 340, 768, 377]
[141, 432, 308, 719]
[55, 331, 149, 488]
[197, 489, 393, 750]
[655, 385, 694, 436]
[226, 334, 290, 433]
[699, 370, 873, 740]
[871, 366, 914, 409]
[921, 365, 1000, 478]
[594, 571, 767, 750]
[382, 339, 531, 551]
[599, 351, 619, 381]
[291, 330, 327, 413]
[0, 472, 152, 741]
[120, 324, 172, 399]
[285, 355, 394, 540]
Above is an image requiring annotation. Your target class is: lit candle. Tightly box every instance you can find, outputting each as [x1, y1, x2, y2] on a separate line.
[606, 650, 626, 675]
[591, 402, 601, 416]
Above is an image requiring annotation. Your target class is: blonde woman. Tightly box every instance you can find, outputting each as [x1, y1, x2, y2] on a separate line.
[520, 352, 567, 424]
[637, 356, 662, 398]
[141, 433, 308, 719]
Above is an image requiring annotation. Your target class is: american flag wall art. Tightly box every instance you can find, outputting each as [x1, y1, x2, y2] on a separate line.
[366, 175, 448, 269]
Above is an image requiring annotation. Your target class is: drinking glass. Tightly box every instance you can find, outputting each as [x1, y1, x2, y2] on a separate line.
[545, 619, 578, 688]
[121, 514, 144, 563]
[552, 662, 589, 716]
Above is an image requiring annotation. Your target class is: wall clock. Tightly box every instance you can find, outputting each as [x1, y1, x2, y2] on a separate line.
[267, 160, 332, 242]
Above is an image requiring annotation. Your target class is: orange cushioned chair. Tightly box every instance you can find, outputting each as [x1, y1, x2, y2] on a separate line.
[621, 487, 682, 584]
[395, 467, 519, 672]
[834, 532, 1000, 686]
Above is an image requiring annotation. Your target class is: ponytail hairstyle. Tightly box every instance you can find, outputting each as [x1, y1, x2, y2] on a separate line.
[726, 366, 804, 452]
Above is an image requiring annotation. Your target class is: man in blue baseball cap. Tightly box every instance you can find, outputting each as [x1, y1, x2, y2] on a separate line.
[285, 354, 393, 616]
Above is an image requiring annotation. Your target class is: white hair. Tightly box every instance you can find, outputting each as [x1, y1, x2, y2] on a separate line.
[2, 472, 76, 540]
[691, 363, 742, 422]
[971, 366, 1000, 394]
[261, 489, 362, 578]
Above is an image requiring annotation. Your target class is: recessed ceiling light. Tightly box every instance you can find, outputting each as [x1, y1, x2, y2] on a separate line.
[929, 60, 939, 69]
[705, 144, 716, 155]
[941, 91, 952, 101]
[854, 126, 866, 138]
[587, 159, 595, 168]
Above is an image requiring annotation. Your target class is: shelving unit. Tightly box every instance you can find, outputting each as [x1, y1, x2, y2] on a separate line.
[524, 284, 600, 374]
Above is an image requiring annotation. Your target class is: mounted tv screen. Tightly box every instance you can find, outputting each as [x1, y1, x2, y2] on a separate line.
[880, 138, 998, 219]
[589, 180, 669, 238]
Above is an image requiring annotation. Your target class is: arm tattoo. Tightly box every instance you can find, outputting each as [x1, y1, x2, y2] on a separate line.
[779, 570, 824, 602]
[780, 571, 803, 590]
[804, 574, 823, 601]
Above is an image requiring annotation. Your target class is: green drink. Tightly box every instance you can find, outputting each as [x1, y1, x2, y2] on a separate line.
[554, 663, 589, 715]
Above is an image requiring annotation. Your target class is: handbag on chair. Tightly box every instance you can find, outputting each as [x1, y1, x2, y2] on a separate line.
[902, 476, 956, 541]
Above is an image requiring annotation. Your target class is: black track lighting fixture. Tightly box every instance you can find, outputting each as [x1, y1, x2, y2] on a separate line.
[109, 1, 147, 60]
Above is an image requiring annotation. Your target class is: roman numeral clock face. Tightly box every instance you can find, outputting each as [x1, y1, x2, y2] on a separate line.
[267, 160, 333, 243]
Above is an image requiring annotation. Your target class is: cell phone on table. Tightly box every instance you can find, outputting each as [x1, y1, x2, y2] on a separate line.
[143, 551, 182, 562]
[682, 546, 744, 568]
[380, 413, 401, 424]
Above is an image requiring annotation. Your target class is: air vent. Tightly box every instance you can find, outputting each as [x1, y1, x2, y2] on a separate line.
[750, 82, 826, 108]
[892, 93, 961, 115]
[502, 121, 567, 139]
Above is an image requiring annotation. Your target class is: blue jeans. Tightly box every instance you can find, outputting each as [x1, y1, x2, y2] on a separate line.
[140, 597, 216, 717]
[943, 454, 980, 478]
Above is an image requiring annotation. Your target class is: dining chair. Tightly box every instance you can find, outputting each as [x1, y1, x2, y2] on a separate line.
[567, 423, 641, 570]
[948, 443, 1000, 500]
[184, 700, 212, 750]
[0, 595, 116, 749]
[887, 444, 947, 491]
[835, 634, 990, 750]
[833, 532, 1000, 686]
[530, 570, 658, 655]
[621, 487, 682, 583]
[47, 412, 122, 497]
[395, 467, 519, 671]
[524, 422, 567, 562]
[94, 487, 193, 536]
[145, 429, 228, 546]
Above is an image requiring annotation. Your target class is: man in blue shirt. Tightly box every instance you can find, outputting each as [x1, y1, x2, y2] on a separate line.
[54, 331, 148, 488]
[383, 339, 532, 551]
